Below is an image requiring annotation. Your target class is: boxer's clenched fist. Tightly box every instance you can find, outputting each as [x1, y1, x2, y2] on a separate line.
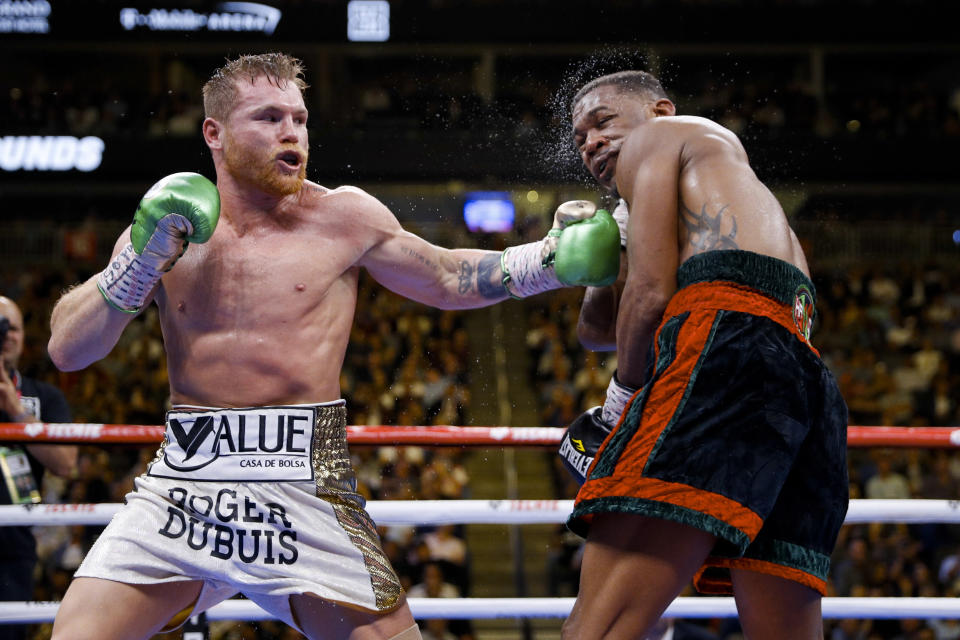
[98, 172, 220, 313]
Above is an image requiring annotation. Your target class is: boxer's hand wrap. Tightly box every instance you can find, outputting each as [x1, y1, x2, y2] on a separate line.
[500, 200, 619, 298]
[600, 372, 638, 427]
[97, 172, 220, 313]
[612, 198, 629, 249]
[558, 407, 611, 485]
[97, 243, 165, 313]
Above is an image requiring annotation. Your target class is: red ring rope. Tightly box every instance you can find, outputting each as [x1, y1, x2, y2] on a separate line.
[1, 422, 958, 447]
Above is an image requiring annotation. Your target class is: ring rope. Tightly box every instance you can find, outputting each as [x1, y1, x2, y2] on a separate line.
[3, 423, 955, 628]
[3, 597, 960, 624]
[2, 422, 959, 447]
[2, 499, 958, 527]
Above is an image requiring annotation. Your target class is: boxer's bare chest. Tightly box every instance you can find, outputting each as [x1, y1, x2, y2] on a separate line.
[158, 216, 363, 331]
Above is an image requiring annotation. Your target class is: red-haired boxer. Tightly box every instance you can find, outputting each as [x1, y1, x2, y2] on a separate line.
[47, 53, 620, 640]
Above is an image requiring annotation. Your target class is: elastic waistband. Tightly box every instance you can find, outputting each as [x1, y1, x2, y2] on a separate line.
[670, 251, 818, 352]
[172, 400, 346, 412]
[677, 250, 815, 307]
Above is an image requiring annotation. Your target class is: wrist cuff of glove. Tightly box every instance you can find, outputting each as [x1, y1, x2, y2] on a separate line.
[600, 372, 639, 426]
[612, 199, 629, 250]
[500, 239, 562, 299]
[97, 243, 162, 314]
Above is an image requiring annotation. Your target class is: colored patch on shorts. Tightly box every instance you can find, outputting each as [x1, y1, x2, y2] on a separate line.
[792, 283, 815, 342]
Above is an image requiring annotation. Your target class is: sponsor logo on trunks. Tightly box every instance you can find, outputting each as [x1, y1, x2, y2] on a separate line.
[793, 284, 814, 343]
[149, 407, 315, 482]
[159, 486, 298, 565]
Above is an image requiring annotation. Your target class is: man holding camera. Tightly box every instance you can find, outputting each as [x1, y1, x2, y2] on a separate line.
[0, 296, 76, 640]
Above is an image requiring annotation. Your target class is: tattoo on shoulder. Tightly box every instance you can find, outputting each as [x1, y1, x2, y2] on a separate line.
[401, 246, 439, 271]
[681, 201, 739, 253]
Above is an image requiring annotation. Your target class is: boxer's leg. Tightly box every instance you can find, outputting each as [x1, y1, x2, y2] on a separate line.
[290, 593, 419, 640]
[732, 569, 824, 640]
[561, 513, 716, 640]
[51, 577, 203, 640]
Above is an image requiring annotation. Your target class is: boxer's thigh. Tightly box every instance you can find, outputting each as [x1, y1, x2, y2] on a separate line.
[562, 513, 716, 640]
[288, 593, 417, 640]
[51, 577, 203, 640]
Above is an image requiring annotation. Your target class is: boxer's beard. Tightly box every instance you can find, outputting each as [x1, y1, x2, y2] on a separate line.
[223, 132, 307, 197]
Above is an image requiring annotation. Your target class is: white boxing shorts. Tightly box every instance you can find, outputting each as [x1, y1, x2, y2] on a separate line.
[75, 401, 403, 631]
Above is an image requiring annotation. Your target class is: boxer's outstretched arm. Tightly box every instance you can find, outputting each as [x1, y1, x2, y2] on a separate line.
[49, 229, 151, 371]
[359, 196, 619, 308]
[362, 226, 510, 310]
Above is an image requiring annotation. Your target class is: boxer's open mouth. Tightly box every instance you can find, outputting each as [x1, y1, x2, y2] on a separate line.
[278, 151, 301, 167]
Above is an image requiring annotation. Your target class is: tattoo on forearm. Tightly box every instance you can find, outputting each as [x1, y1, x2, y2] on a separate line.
[477, 255, 505, 299]
[458, 256, 504, 298]
[458, 261, 474, 294]
[401, 246, 439, 271]
[681, 201, 739, 253]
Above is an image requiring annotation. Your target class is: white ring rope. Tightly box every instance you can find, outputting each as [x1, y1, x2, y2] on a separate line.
[1, 499, 959, 527]
[3, 597, 960, 624]
[3, 500, 959, 625]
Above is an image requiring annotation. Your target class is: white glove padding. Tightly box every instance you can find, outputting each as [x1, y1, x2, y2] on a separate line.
[600, 372, 639, 426]
[612, 198, 629, 249]
[139, 214, 192, 273]
[500, 200, 600, 299]
[552, 200, 597, 230]
[97, 216, 190, 313]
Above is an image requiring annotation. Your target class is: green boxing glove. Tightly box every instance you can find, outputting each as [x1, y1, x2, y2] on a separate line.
[553, 208, 621, 287]
[131, 172, 220, 254]
[501, 200, 619, 298]
[98, 172, 220, 313]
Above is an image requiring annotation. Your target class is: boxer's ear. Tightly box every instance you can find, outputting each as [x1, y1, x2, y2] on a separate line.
[650, 99, 676, 118]
[203, 118, 223, 150]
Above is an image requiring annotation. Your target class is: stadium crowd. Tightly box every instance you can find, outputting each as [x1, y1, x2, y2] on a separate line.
[2, 28, 959, 640]
[4, 51, 959, 145]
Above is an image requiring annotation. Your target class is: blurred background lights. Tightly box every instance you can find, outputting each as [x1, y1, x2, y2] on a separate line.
[347, 0, 390, 42]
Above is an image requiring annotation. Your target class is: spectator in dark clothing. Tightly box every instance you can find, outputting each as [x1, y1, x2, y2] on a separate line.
[0, 296, 76, 640]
